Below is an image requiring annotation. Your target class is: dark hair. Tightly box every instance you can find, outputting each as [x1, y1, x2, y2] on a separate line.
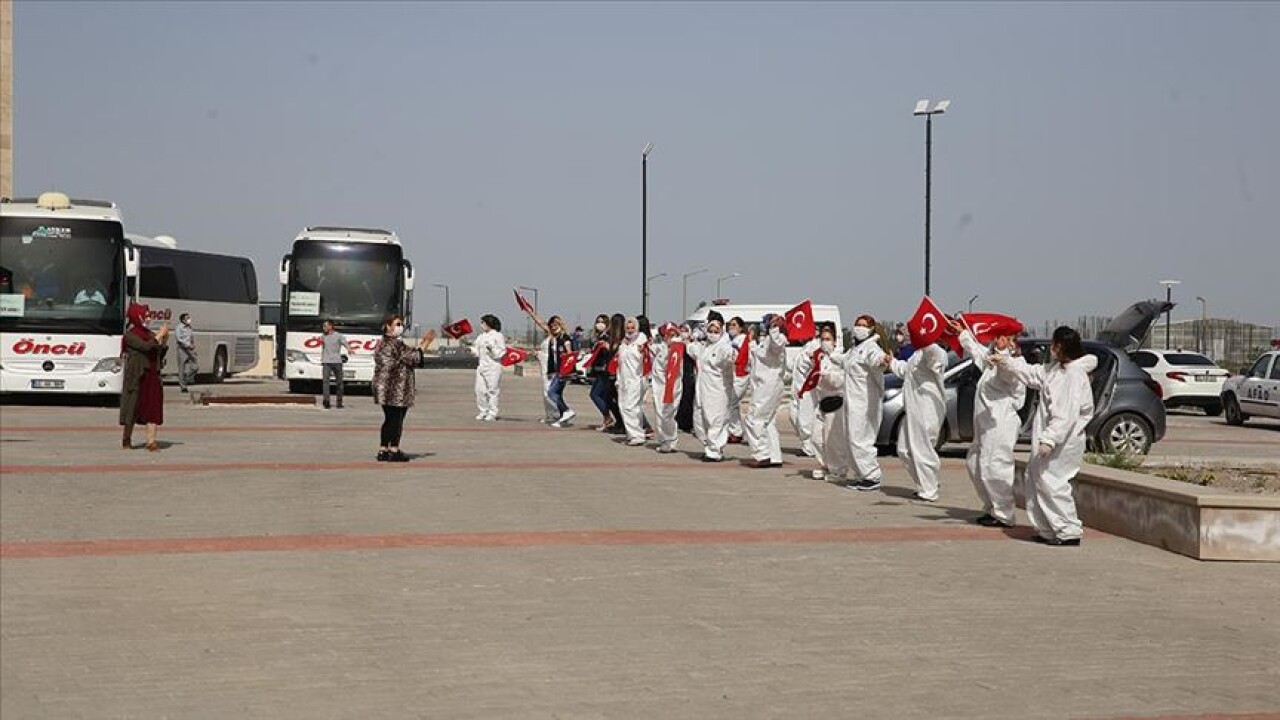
[1052, 326, 1085, 361]
[608, 313, 626, 350]
[636, 315, 652, 338]
[180, 313, 191, 323]
[382, 313, 404, 336]
[819, 324, 837, 341]
[728, 316, 745, 331]
[706, 310, 724, 324]
[322, 318, 334, 327]
[855, 314, 876, 328]
[482, 314, 501, 332]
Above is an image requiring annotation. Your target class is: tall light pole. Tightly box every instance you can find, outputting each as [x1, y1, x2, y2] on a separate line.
[968, 294, 979, 313]
[645, 272, 667, 318]
[716, 272, 742, 299]
[1158, 279, 1180, 350]
[432, 283, 451, 327]
[913, 99, 950, 296]
[642, 143, 654, 317]
[682, 267, 708, 320]
[1196, 296, 1207, 356]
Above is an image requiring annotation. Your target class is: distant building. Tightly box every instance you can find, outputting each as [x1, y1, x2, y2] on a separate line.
[1141, 318, 1276, 368]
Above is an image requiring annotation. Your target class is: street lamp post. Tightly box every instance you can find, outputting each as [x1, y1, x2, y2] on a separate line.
[968, 294, 979, 313]
[432, 283, 451, 327]
[642, 143, 654, 317]
[716, 272, 742, 300]
[645, 272, 667, 318]
[1158, 279, 1180, 350]
[913, 99, 950, 296]
[1196, 296, 1207, 355]
[682, 267, 708, 319]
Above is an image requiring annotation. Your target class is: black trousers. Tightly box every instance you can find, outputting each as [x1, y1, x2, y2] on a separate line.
[380, 405, 409, 447]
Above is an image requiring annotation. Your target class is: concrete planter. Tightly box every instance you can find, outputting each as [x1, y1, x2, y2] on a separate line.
[1017, 460, 1280, 562]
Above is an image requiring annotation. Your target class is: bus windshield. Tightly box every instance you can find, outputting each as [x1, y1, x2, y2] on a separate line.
[287, 240, 402, 331]
[0, 218, 126, 334]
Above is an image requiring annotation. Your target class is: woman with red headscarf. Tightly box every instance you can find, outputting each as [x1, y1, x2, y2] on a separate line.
[120, 303, 169, 450]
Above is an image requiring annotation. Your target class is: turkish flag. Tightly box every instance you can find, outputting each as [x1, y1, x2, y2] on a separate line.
[960, 312, 1024, 344]
[500, 347, 529, 367]
[907, 296, 948, 349]
[663, 342, 685, 404]
[642, 344, 653, 377]
[606, 353, 619, 376]
[442, 318, 473, 339]
[784, 300, 816, 342]
[798, 350, 822, 397]
[734, 336, 751, 377]
[514, 289, 535, 315]
[558, 350, 579, 378]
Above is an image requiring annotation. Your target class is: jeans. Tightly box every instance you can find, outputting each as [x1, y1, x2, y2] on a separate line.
[590, 375, 612, 419]
[322, 363, 345, 406]
[547, 376, 570, 415]
[178, 348, 198, 390]
[380, 405, 408, 447]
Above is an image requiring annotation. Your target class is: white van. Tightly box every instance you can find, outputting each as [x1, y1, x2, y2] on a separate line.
[685, 302, 844, 370]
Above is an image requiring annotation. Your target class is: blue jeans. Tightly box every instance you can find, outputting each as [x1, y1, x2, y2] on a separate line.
[590, 375, 612, 419]
[547, 376, 570, 415]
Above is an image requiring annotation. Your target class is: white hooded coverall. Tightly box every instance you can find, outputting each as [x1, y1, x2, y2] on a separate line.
[812, 348, 853, 477]
[889, 343, 948, 500]
[727, 332, 750, 438]
[959, 330, 1027, 524]
[617, 333, 650, 443]
[789, 338, 821, 457]
[832, 335, 888, 482]
[691, 335, 737, 460]
[745, 327, 789, 464]
[650, 339, 684, 451]
[473, 329, 506, 418]
[1001, 354, 1098, 541]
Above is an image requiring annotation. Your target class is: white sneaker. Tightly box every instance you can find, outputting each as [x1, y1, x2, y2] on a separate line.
[812, 468, 826, 480]
[627, 438, 646, 447]
[656, 445, 677, 454]
[559, 409, 577, 424]
[476, 413, 487, 421]
[550, 420, 563, 428]
[482, 414, 497, 422]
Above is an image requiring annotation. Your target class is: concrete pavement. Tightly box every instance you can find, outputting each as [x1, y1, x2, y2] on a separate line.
[2, 370, 1277, 718]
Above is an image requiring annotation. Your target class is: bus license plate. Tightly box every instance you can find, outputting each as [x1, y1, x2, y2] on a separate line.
[31, 379, 65, 390]
[343, 370, 356, 380]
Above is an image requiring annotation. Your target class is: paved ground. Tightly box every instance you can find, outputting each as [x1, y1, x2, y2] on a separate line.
[2, 370, 1278, 719]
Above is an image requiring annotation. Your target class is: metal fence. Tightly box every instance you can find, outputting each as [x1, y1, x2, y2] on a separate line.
[1032, 316, 1276, 370]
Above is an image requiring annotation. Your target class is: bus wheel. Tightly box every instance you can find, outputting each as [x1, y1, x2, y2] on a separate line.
[211, 348, 228, 384]
[288, 379, 305, 394]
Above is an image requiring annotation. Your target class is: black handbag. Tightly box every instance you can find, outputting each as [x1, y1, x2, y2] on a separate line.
[818, 395, 844, 414]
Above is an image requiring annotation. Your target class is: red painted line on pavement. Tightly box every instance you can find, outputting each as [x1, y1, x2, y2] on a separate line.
[1097, 713, 1280, 720]
[0, 460, 731, 475]
[1, 424, 557, 434]
[0, 525, 1046, 559]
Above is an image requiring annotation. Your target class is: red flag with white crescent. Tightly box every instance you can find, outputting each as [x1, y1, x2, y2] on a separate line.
[642, 344, 653, 377]
[557, 350, 579, 378]
[500, 347, 529, 367]
[798, 350, 822, 397]
[442, 318, 473, 339]
[784, 300, 816, 342]
[908, 296, 947, 349]
[734, 336, 751, 377]
[959, 312, 1024, 344]
[663, 341, 685, 404]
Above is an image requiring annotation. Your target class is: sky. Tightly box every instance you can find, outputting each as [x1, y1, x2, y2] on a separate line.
[12, 1, 1279, 333]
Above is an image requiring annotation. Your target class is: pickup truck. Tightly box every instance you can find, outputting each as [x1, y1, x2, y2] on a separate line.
[1221, 350, 1280, 425]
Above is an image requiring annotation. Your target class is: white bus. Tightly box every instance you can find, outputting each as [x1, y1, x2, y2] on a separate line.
[277, 226, 414, 393]
[686, 302, 845, 370]
[1, 193, 135, 397]
[130, 234, 260, 382]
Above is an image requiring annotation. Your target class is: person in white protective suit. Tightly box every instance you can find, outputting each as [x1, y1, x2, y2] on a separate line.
[829, 315, 889, 491]
[689, 317, 737, 462]
[990, 326, 1097, 546]
[725, 317, 750, 443]
[650, 322, 686, 454]
[889, 333, 948, 502]
[788, 334, 822, 458]
[949, 316, 1027, 527]
[811, 324, 853, 480]
[473, 314, 506, 421]
[616, 316, 651, 446]
[744, 315, 790, 468]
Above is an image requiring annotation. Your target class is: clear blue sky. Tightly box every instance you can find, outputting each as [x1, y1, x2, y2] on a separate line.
[13, 1, 1278, 331]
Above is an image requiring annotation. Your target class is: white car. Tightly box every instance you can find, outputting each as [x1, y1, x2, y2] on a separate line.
[1130, 349, 1231, 416]
[1221, 350, 1280, 426]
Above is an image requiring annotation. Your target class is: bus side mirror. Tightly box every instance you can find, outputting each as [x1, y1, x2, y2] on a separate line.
[125, 246, 139, 278]
[278, 256, 290, 285]
[403, 260, 415, 291]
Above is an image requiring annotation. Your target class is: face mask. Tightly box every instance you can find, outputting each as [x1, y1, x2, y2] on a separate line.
[821, 340, 835, 353]
[852, 326, 872, 342]
[727, 327, 740, 338]
[390, 325, 404, 338]
[994, 345, 1013, 357]
[706, 331, 723, 343]
[595, 323, 607, 332]
[625, 330, 638, 341]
